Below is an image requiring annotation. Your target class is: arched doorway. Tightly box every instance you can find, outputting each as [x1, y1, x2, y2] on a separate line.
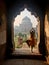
[13, 8, 40, 54]
[6, 3, 46, 57]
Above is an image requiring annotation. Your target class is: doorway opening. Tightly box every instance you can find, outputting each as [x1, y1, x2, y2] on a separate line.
[14, 8, 40, 55]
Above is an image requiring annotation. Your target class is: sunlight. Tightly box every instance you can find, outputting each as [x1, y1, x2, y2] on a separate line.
[14, 8, 38, 28]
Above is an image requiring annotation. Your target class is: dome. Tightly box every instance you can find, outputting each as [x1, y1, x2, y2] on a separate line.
[22, 16, 32, 24]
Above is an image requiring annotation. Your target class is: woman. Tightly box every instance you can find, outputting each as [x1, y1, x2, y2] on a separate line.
[26, 28, 37, 52]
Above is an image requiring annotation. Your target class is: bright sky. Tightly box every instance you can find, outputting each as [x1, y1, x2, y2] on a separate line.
[14, 8, 38, 28]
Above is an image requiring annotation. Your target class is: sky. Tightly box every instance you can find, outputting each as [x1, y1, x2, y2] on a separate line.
[14, 8, 38, 28]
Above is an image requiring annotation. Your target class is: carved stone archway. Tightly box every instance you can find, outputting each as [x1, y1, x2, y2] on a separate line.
[6, 3, 46, 57]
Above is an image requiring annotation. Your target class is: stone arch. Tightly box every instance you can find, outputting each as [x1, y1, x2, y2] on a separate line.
[6, 3, 46, 57]
[13, 8, 40, 51]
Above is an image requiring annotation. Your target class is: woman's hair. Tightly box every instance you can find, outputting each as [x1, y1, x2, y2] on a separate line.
[30, 28, 35, 35]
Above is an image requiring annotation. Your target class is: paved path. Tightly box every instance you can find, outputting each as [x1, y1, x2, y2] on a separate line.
[14, 42, 40, 55]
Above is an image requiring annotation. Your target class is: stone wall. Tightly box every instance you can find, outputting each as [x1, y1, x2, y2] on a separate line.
[45, 11, 49, 54]
[45, 7, 49, 64]
[0, 0, 7, 64]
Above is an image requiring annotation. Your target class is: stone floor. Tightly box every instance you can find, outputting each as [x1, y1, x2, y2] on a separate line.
[2, 43, 48, 65]
[3, 59, 48, 65]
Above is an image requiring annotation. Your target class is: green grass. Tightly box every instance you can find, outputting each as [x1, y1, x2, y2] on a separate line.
[14, 36, 18, 48]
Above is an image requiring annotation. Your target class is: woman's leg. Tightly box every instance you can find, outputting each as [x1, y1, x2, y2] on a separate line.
[31, 46, 34, 53]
